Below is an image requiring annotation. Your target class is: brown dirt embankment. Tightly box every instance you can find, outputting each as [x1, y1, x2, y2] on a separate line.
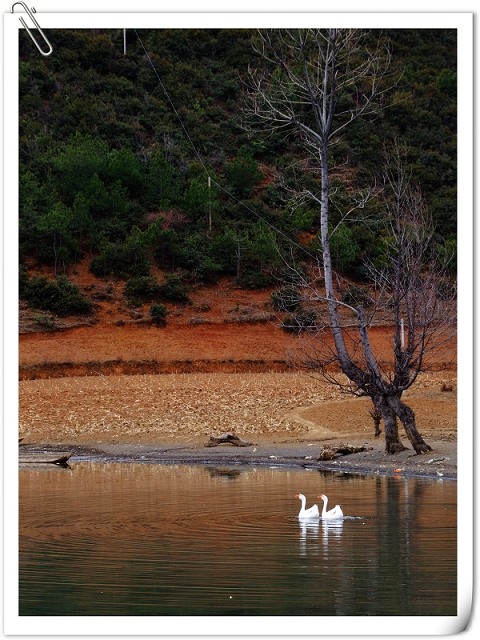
[19, 322, 455, 380]
[18, 266, 457, 478]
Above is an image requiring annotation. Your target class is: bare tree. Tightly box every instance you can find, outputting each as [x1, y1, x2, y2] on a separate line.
[291, 144, 455, 453]
[247, 29, 455, 454]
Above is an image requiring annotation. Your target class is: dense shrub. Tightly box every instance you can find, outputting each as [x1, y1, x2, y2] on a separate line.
[18, 29, 457, 291]
[174, 234, 225, 283]
[281, 308, 318, 334]
[150, 303, 168, 326]
[271, 286, 302, 312]
[90, 241, 150, 279]
[173, 234, 225, 284]
[22, 275, 92, 316]
[286, 207, 316, 233]
[237, 269, 274, 290]
[144, 151, 179, 208]
[158, 274, 191, 304]
[225, 145, 263, 198]
[191, 256, 224, 284]
[124, 275, 161, 305]
[152, 227, 181, 270]
[329, 224, 358, 275]
[19, 265, 30, 298]
[342, 286, 372, 309]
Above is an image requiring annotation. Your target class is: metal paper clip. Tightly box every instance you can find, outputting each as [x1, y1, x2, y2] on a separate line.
[11, 2, 53, 57]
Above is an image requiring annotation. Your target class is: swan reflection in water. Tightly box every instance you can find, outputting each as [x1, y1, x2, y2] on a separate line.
[298, 518, 344, 557]
[299, 520, 320, 557]
[321, 518, 344, 539]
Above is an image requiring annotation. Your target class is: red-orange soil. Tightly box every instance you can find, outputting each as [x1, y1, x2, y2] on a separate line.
[18, 259, 458, 475]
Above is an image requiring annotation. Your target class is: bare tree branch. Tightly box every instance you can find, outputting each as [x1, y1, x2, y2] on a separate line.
[246, 29, 454, 454]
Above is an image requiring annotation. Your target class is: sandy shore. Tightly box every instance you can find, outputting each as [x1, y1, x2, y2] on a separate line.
[19, 371, 457, 479]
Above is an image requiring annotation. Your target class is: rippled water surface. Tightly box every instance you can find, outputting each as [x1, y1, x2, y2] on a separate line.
[19, 463, 456, 616]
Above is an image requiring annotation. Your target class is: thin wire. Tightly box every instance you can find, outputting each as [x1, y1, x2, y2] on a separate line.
[134, 29, 209, 173]
[211, 178, 317, 258]
[133, 29, 317, 261]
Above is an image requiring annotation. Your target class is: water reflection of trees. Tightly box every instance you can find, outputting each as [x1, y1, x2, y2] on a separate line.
[20, 465, 456, 616]
[330, 477, 433, 615]
[295, 476, 455, 616]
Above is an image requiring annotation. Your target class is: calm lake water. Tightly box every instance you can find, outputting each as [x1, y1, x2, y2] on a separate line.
[19, 463, 456, 616]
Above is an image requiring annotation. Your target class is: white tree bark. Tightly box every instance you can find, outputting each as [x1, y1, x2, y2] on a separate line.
[246, 29, 454, 453]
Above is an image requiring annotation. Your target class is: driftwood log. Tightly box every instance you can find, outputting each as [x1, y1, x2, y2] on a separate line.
[19, 452, 73, 465]
[204, 433, 254, 448]
[317, 443, 369, 461]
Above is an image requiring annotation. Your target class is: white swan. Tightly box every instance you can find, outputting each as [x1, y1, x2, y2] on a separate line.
[318, 494, 344, 519]
[295, 493, 319, 519]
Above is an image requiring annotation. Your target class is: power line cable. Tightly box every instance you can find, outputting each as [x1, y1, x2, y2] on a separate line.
[134, 29, 209, 174]
[133, 29, 317, 261]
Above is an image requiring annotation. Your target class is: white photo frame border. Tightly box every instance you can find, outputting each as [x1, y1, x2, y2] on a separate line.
[4, 10, 473, 636]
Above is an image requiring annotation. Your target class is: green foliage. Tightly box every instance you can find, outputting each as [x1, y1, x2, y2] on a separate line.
[90, 233, 150, 279]
[182, 172, 220, 227]
[36, 202, 79, 269]
[238, 223, 280, 287]
[19, 265, 30, 298]
[191, 255, 224, 284]
[286, 207, 316, 233]
[215, 223, 279, 289]
[45, 133, 142, 246]
[53, 134, 110, 203]
[80, 175, 129, 222]
[271, 286, 302, 312]
[238, 269, 274, 289]
[150, 303, 168, 326]
[176, 234, 224, 283]
[209, 230, 239, 275]
[107, 148, 144, 194]
[124, 275, 161, 305]
[329, 224, 359, 275]
[33, 313, 56, 329]
[158, 274, 191, 304]
[437, 68, 456, 97]
[19, 171, 58, 259]
[225, 146, 263, 198]
[22, 275, 92, 316]
[148, 224, 181, 270]
[144, 151, 179, 208]
[437, 238, 457, 275]
[18, 28, 457, 288]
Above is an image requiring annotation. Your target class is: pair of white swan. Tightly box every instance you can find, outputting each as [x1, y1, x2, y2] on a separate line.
[295, 493, 344, 520]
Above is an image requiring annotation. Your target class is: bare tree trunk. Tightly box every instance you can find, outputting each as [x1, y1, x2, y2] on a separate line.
[375, 395, 407, 454]
[387, 395, 432, 454]
[319, 147, 345, 357]
[369, 400, 382, 437]
[246, 30, 448, 456]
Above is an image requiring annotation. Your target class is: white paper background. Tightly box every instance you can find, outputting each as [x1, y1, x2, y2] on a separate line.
[2, 2, 475, 637]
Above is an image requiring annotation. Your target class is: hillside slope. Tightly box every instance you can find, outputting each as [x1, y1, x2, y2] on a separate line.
[19, 258, 456, 379]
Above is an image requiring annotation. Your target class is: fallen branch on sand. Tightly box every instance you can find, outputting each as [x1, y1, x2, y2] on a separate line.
[204, 432, 254, 447]
[317, 443, 369, 461]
